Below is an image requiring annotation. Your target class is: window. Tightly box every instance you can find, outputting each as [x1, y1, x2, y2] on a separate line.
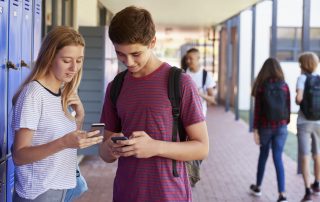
[276, 27, 301, 61]
[310, 28, 320, 59]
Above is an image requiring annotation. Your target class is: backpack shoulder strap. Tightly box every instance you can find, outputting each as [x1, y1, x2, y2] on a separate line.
[110, 70, 128, 106]
[168, 66, 186, 140]
[168, 66, 187, 177]
[202, 69, 207, 88]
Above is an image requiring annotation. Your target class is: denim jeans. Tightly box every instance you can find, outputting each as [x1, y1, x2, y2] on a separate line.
[256, 125, 288, 193]
[64, 166, 88, 202]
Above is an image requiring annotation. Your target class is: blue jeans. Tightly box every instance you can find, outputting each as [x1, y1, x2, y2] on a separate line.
[256, 125, 288, 193]
[64, 166, 88, 202]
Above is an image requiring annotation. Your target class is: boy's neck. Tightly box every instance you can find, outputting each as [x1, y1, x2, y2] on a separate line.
[131, 55, 163, 78]
[189, 65, 201, 73]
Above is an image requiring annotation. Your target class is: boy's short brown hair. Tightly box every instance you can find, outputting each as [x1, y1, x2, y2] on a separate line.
[109, 6, 155, 45]
[299, 52, 319, 74]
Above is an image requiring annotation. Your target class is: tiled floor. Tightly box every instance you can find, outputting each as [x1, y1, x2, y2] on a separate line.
[75, 106, 318, 202]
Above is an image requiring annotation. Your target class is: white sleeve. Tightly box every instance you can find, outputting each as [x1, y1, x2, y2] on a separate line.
[205, 72, 216, 89]
[14, 90, 42, 131]
[296, 74, 306, 91]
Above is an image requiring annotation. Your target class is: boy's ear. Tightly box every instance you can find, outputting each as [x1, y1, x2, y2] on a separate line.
[149, 37, 156, 49]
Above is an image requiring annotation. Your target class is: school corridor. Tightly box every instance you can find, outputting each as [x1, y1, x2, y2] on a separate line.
[75, 106, 308, 202]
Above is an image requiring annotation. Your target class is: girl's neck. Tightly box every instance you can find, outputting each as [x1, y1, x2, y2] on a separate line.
[37, 75, 62, 94]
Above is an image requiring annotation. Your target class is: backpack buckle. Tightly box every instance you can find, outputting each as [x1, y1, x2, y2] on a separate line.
[172, 107, 180, 118]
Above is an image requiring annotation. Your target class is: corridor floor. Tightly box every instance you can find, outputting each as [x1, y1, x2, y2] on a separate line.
[75, 106, 315, 202]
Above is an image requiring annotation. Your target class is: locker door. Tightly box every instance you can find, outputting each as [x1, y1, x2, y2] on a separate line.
[0, 0, 8, 162]
[0, 160, 6, 202]
[21, 0, 32, 81]
[6, 156, 14, 202]
[7, 0, 22, 155]
[32, 0, 41, 61]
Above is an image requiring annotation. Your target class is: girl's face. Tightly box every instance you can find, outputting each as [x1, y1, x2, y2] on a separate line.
[50, 45, 84, 83]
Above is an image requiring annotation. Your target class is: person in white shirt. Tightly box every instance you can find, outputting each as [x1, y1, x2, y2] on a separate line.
[185, 48, 216, 117]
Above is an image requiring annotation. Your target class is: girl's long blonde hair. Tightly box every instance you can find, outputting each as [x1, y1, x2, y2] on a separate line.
[13, 26, 85, 119]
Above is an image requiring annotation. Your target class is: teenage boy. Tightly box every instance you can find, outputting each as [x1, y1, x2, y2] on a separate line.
[99, 6, 209, 202]
[185, 48, 216, 117]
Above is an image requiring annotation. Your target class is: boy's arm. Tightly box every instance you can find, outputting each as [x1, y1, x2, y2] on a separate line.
[157, 121, 209, 161]
[199, 88, 216, 104]
[296, 89, 303, 105]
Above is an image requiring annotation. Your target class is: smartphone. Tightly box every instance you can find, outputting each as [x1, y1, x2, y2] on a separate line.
[90, 123, 105, 137]
[111, 136, 128, 143]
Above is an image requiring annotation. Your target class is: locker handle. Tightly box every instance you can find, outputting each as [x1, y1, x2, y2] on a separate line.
[7, 61, 18, 70]
[21, 60, 29, 68]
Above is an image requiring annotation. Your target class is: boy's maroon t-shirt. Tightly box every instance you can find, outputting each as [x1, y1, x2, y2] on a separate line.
[100, 63, 204, 202]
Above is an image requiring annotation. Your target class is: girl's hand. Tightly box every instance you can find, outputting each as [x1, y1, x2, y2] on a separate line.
[67, 91, 85, 120]
[253, 130, 260, 145]
[62, 130, 103, 149]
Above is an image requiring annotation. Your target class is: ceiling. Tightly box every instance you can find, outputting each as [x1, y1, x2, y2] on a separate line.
[100, 0, 262, 28]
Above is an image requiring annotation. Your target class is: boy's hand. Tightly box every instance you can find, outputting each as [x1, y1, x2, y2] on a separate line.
[107, 133, 126, 159]
[113, 131, 158, 158]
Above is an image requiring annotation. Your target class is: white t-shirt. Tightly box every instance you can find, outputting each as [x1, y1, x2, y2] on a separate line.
[296, 73, 320, 125]
[186, 67, 216, 116]
[12, 81, 77, 199]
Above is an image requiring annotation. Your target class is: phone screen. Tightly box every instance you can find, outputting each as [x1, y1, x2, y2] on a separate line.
[91, 123, 105, 137]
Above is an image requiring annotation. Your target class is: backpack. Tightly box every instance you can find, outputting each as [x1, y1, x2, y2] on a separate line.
[202, 70, 207, 89]
[262, 80, 289, 121]
[300, 74, 320, 120]
[110, 66, 202, 186]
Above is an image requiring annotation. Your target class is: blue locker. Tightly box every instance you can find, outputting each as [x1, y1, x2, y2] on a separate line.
[6, 156, 14, 202]
[0, 0, 8, 163]
[7, 0, 22, 156]
[32, 0, 41, 61]
[21, 0, 32, 81]
[0, 160, 6, 202]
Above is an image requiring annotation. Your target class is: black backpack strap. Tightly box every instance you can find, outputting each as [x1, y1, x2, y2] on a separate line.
[168, 66, 186, 177]
[110, 70, 128, 106]
[202, 70, 207, 88]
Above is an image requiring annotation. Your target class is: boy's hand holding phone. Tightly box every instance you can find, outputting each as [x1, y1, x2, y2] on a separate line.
[111, 136, 129, 143]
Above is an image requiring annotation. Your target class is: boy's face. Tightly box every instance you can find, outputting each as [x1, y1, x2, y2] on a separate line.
[114, 39, 155, 75]
[186, 52, 200, 70]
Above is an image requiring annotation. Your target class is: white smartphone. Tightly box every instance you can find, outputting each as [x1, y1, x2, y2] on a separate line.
[90, 123, 105, 137]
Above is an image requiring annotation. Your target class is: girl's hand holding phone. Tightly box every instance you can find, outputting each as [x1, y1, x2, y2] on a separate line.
[62, 130, 103, 149]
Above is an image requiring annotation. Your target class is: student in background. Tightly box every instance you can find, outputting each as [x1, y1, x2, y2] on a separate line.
[11, 26, 103, 202]
[185, 48, 216, 117]
[296, 52, 320, 202]
[99, 6, 209, 202]
[250, 58, 290, 202]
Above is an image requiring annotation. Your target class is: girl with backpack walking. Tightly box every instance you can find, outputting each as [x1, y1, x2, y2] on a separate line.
[296, 52, 320, 202]
[250, 57, 290, 202]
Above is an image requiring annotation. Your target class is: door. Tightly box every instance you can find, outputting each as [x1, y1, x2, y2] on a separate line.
[21, 0, 32, 80]
[0, 0, 8, 162]
[6, 156, 14, 202]
[32, 0, 41, 62]
[7, 0, 22, 155]
[0, 160, 6, 202]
